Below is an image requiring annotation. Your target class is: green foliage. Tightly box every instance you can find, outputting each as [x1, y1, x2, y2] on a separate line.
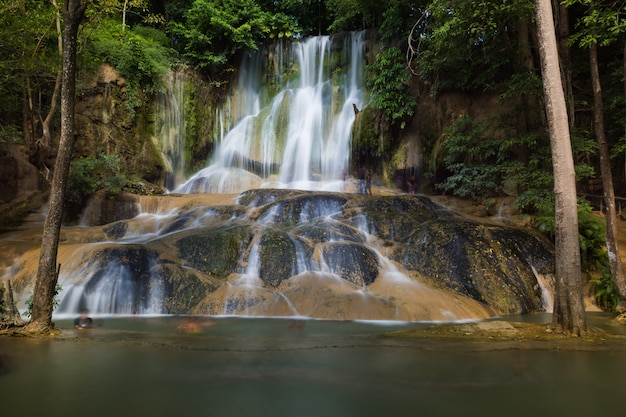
[264, 12, 301, 39]
[0, 1, 60, 126]
[437, 115, 507, 199]
[438, 111, 597, 213]
[366, 47, 416, 124]
[83, 18, 175, 112]
[415, 0, 534, 92]
[379, 0, 428, 43]
[66, 153, 128, 209]
[536, 196, 620, 310]
[167, 0, 298, 80]
[0, 125, 22, 144]
[589, 267, 620, 311]
[536, 197, 613, 274]
[265, 0, 330, 36]
[564, 0, 626, 48]
[326, 0, 388, 32]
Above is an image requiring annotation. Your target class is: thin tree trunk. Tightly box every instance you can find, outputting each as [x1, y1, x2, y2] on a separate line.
[590, 42, 626, 311]
[623, 42, 626, 211]
[25, 0, 86, 335]
[535, 0, 587, 335]
[122, 0, 128, 32]
[0, 280, 24, 326]
[40, 0, 64, 148]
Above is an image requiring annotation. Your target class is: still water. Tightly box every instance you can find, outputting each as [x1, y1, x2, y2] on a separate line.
[1, 316, 625, 417]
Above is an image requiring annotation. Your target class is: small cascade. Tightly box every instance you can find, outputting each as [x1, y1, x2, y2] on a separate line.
[57, 247, 164, 315]
[176, 32, 365, 194]
[156, 69, 186, 191]
[532, 265, 554, 313]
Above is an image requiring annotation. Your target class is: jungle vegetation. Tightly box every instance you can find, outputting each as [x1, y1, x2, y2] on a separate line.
[1, 0, 626, 317]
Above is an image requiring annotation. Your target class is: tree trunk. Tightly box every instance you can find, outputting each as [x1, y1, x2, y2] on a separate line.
[0, 280, 24, 327]
[40, 0, 64, 149]
[535, 0, 587, 335]
[554, 3, 575, 127]
[590, 42, 626, 312]
[24, 0, 86, 335]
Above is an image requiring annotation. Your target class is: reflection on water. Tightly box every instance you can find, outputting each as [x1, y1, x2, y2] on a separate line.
[1, 316, 625, 417]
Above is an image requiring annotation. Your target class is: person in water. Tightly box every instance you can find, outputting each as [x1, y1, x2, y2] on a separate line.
[74, 309, 94, 329]
[177, 316, 215, 334]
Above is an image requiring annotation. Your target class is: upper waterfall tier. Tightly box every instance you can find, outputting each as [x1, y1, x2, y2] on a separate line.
[175, 32, 366, 194]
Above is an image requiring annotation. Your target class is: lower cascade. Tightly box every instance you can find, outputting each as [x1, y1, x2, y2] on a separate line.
[7, 190, 555, 321]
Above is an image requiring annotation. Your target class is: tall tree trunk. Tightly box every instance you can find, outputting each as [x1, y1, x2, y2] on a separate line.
[554, 2, 575, 127]
[535, 0, 587, 335]
[623, 42, 626, 211]
[25, 0, 86, 335]
[590, 42, 626, 311]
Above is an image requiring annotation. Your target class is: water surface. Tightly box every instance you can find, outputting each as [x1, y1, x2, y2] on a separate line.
[1, 316, 625, 417]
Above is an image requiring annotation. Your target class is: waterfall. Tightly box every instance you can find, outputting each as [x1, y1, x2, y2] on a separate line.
[57, 248, 164, 315]
[156, 69, 186, 191]
[531, 265, 554, 313]
[176, 32, 366, 194]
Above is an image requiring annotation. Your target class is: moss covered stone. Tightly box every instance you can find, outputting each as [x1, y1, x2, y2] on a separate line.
[322, 241, 379, 286]
[176, 225, 253, 278]
[258, 229, 297, 287]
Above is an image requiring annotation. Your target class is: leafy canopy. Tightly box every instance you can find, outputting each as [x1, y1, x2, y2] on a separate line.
[82, 18, 176, 111]
[167, 0, 299, 79]
[366, 46, 416, 124]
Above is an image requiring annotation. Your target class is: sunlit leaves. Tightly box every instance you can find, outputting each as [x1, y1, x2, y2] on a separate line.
[167, 0, 299, 78]
[84, 18, 175, 111]
[564, 0, 626, 48]
[366, 46, 416, 123]
[416, 0, 533, 91]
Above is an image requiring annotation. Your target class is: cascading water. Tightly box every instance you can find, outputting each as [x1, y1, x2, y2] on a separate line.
[175, 32, 365, 194]
[3, 32, 556, 321]
[156, 70, 187, 191]
[58, 253, 163, 315]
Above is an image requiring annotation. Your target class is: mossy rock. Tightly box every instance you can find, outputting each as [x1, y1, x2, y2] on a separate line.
[356, 195, 457, 242]
[293, 218, 366, 244]
[322, 241, 379, 286]
[103, 221, 129, 240]
[258, 229, 297, 287]
[250, 191, 347, 224]
[157, 264, 218, 314]
[390, 219, 554, 315]
[176, 225, 253, 277]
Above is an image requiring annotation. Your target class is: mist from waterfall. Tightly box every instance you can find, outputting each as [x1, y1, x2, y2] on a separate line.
[175, 32, 366, 194]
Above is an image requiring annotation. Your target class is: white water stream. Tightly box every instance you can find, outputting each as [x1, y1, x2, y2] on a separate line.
[174, 32, 365, 193]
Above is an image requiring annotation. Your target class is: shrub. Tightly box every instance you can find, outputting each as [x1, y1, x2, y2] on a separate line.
[83, 19, 175, 112]
[66, 154, 127, 217]
[366, 47, 416, 125]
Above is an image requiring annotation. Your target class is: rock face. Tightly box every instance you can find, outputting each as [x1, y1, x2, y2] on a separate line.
[74, 64, 166, 185]
[6, 189, 554, 321]
[0, 145, 41, 204]
[9, 190, 555, 321]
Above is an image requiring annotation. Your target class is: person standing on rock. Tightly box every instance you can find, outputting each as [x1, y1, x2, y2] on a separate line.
[365, 169, 372, 195]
